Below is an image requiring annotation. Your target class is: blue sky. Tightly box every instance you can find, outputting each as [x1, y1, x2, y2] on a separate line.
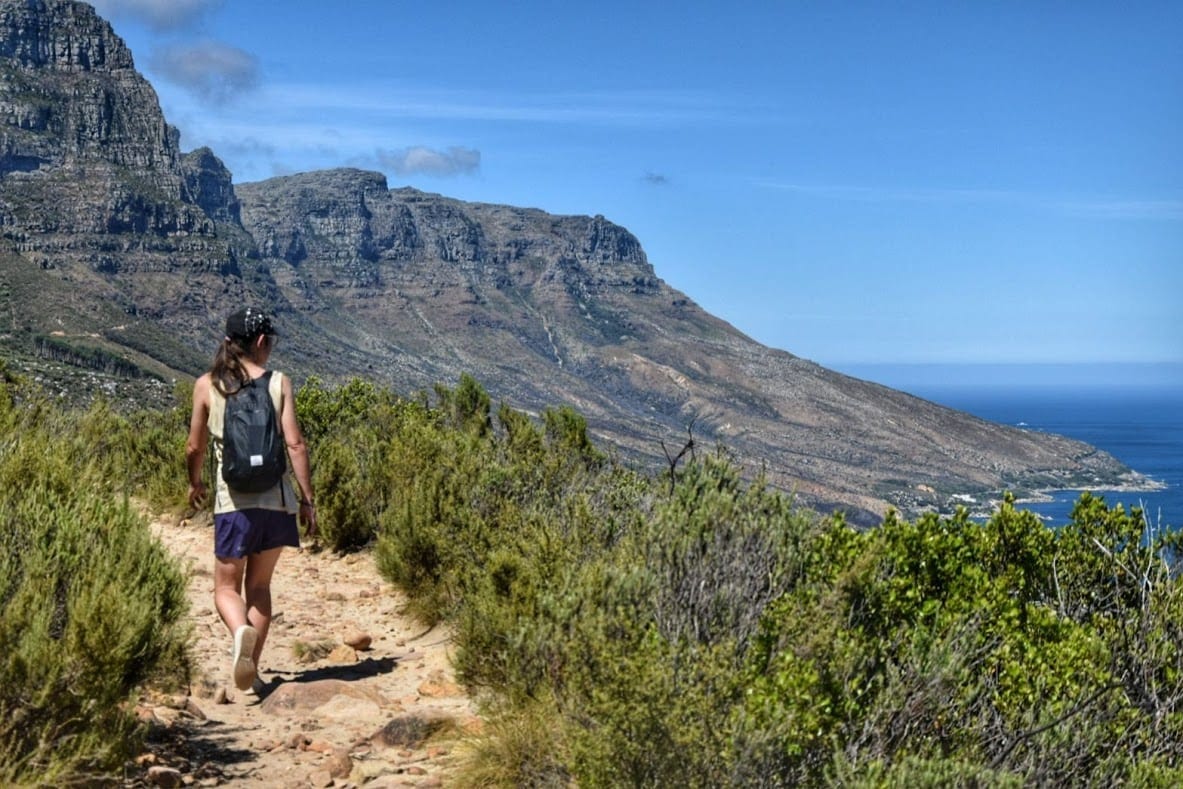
[92, 1, 1182, 372]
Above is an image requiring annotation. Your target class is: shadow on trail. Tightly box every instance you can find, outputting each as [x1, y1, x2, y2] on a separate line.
[259, 655, 399, 695]
[139, 719, 260, 778]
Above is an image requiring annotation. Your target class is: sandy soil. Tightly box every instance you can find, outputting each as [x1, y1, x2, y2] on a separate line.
[123, 514, 481, 788]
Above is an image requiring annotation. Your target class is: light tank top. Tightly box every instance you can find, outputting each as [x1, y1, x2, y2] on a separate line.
[207, 370, 298, 516]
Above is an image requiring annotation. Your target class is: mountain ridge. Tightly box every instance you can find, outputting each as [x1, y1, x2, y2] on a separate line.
[0, 0, 1140, 524]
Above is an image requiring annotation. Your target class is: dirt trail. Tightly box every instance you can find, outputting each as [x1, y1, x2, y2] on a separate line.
[125, 514, 481, 788]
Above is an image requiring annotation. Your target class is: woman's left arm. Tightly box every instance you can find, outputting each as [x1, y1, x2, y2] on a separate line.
[280, 374, 317, 536]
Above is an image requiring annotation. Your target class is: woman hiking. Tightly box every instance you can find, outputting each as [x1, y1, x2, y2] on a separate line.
[185, 307, 318, 694]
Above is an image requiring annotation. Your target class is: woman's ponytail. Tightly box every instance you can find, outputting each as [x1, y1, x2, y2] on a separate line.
[209, 337, 251, 396]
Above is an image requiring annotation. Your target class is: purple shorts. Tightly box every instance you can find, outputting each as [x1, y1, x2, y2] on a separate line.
[214, 508, 300, 559]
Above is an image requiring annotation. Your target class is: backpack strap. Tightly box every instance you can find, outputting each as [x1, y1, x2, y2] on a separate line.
[266, 370, 287, 508]
[207, 370, 284, 441]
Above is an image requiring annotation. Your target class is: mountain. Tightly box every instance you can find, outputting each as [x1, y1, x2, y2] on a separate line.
[0, 0, 1138, 525]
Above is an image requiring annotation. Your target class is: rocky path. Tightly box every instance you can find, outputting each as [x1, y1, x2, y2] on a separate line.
[125, 514, 481, 788]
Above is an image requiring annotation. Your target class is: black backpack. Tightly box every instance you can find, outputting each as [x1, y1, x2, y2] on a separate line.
[221, 371, 287, 493]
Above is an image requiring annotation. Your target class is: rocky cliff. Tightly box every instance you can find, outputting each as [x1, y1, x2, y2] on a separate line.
[1, 0, 204, 236]
[231, 169, 1137, 522]
[0, 0, 1140, 524]
[0, 0, 252, 370]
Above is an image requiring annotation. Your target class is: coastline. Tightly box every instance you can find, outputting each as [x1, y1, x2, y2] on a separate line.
[946, 473, 1169, 523]
[1014, 472, 1169, 506]
[868, 372, 1181, 527]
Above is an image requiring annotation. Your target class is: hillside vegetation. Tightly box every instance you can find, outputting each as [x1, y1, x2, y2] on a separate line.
[0, 364, 189, 784]
[2, 367, 1181, 786]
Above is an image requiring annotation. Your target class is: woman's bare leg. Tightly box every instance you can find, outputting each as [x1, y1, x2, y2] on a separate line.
[214, 554, 259, 689]
[243, 546, 285, 665]
[213, 555, 248, 632]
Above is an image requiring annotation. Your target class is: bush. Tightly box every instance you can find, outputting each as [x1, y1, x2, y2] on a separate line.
[225, 373, 1183, 786]
[314, 431, 383, 551]
[739, 497, 1183, 785]
[0, 377, 190, 783]
[453, 696, 572, 788]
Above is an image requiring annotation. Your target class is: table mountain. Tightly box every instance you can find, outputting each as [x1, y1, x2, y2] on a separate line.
[0, 0, 1138, 524]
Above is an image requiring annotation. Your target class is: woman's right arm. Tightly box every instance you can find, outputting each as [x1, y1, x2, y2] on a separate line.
[186, 375, 211, 509]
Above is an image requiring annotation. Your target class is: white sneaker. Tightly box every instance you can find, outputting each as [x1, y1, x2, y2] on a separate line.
[232, 625, 258, 691]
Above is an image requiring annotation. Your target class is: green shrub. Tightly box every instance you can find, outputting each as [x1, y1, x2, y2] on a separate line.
[641, 455, 816, 652]
[829, 753, 1024, 788]
[186, 371, 1183, 786]
[374, 423, 491, 621]
[295, 375, 391, 449]
[435, 452, 824, 786]
[436, 372, 492, 437]
[738, 496, 1183, 785]
[68, 395, 189, 508]
[454, 696, 572, 788]
[0, 389, 189, 784]
[313, 431, 385, 551]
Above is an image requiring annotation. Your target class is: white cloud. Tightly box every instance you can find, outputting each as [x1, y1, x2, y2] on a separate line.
[376, 146, 481, 177]
[148, 41, 259, 104]
[91, 0, 222, 31]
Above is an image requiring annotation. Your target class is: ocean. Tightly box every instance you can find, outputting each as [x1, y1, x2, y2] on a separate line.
[839, 364, 1183, 529]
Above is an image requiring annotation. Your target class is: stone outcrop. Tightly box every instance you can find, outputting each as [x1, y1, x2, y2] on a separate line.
[180, 147, 240, 225]
[0, 0, 200, 232]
